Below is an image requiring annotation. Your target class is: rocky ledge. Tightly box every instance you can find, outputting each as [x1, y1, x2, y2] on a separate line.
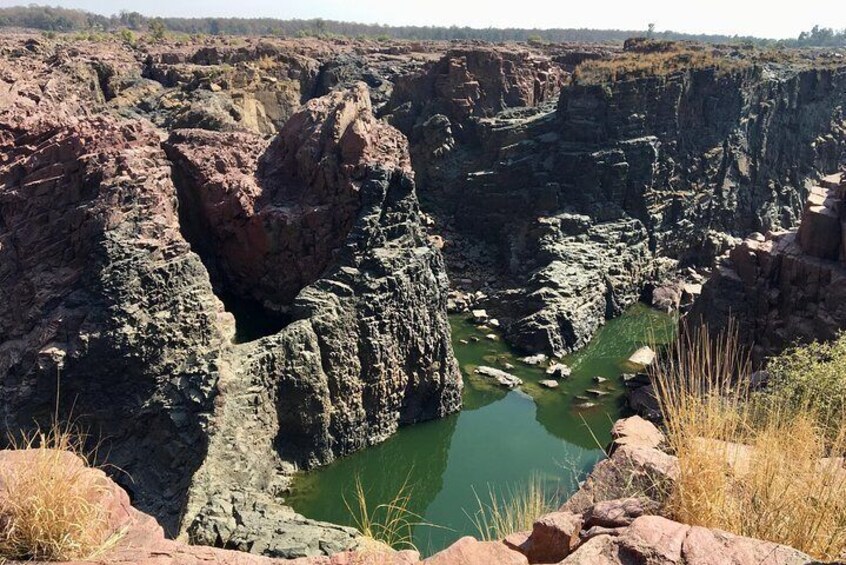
[2, 417, 814, 565]
[692, 171, 846, 361]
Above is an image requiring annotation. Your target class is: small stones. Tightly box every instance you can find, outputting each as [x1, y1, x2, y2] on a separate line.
[521, 353, 548, 365]
[475, 366, 523, 388]
[547, 362, 572, 378]
[593, 376, 607, 384]
[539, 379, 559, 389]
[586, 389, 609, 397]
[485, 333, 498, 341]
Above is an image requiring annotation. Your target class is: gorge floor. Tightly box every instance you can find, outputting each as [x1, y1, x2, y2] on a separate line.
[286, 303, 676, 555]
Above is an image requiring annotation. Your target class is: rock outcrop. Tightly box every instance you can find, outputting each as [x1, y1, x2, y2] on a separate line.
[0, 449, 418, 565]
[691, 171, 846, 361]
[0, 37, 461, 558]
[386, 46, 563, 130]
[402, 55, 846, 355]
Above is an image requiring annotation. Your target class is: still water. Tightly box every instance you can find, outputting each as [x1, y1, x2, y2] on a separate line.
[287, 303, 675, 555]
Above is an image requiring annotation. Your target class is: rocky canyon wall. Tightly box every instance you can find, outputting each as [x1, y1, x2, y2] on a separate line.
[691, 172, 846, 362]
[392, 51, 846, 356]
[0, 34, 460, 558]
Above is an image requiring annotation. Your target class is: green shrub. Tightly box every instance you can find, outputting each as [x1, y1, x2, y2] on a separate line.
[764, 333, 846, 439]
[118, 28, 135, 45]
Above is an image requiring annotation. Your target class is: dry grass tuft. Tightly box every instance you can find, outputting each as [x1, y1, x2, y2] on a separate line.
[0, 422, 119, 561]
[344, 474, 429, 552]
[467, 475, 557, 541]
[652, 323, 846, 561]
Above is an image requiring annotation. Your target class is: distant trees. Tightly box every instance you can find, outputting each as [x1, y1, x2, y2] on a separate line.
[794, 25, 846, 47]
[0, 6, 843, 47]
[148, 18, 166, 41]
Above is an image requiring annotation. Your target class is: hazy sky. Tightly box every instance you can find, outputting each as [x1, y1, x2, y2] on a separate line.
[3, 0, 845, 39]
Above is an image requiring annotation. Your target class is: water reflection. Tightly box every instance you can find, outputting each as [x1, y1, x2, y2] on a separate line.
[286, 303, 675, 555]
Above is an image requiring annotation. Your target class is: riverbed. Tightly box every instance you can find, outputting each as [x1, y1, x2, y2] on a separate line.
[287, 303, 675, 555]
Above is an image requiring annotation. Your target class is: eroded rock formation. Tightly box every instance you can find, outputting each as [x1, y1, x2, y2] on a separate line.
[0, 34, 460, 558]
[385, 46, 565, 138]
[691, 171, 846, 361]
[396, 55, 846, 355]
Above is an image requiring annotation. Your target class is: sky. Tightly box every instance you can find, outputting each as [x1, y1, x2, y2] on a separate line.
[1, 0, 844, 39]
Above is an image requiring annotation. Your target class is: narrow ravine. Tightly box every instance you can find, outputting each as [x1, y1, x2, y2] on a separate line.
[286, 303, 676, 555]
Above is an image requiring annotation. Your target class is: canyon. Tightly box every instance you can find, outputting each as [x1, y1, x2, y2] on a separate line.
[1, 27, 846, 562]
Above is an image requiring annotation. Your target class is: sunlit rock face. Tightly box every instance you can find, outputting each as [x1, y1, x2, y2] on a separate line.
[0, 33, 461, 558]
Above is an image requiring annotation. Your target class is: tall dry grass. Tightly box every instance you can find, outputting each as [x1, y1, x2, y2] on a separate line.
[651, 323, 846, 561]
[467, 475, 556, 541]
[0, 420, 121, 561]
[344, 474, 428, 552]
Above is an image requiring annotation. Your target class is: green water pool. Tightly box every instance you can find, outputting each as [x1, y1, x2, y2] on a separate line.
[286, 303, 675, 555]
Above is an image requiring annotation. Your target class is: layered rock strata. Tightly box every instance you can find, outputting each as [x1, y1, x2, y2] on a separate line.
[0, 55, 460, 558]
[397, 57, 846, 355]
[691, 171, 846, 361]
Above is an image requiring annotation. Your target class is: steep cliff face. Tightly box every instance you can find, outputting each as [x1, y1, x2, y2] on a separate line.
[691, 172, 846, 362]
[0, 110, 232, 534]
[0, 36, 461, 558]
[385, 46, 565, 139]
[405, 60, 846, 356]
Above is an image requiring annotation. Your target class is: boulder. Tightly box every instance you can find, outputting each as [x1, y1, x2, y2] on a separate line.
[582, 497, 660, 528]
[651, 283, 683, 313]
[547, 363, 572, 378]
[422, 536, 528, 565]
[475, 366, 523, 388]
[610, 416, 665, 451]
[626, 347, 656, 370]
[525, 511, 583, 563]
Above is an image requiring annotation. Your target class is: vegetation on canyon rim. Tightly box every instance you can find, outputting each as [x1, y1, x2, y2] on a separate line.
[0, 422, 122, 561]
[652, 325, 846, 561]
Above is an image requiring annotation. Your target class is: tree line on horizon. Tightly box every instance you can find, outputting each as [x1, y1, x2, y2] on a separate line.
[0, 5, 844, 47]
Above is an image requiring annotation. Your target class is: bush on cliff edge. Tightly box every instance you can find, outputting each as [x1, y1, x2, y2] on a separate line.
[0, 423, 118, 561]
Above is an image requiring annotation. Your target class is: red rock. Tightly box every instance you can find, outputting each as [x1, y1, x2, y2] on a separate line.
[692, 170, 846, 362]
[583, 497, 659, 528]
[562, 444, 679, 514]
[164, 82, 412, 308]
[798, 199, 841, 260]
[611, 416, 665, 451]
[422, 536, 528, 565]
[503, 530, 532, 554]
[525, 511, 582, 563]
[0, 449, 414, 565]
